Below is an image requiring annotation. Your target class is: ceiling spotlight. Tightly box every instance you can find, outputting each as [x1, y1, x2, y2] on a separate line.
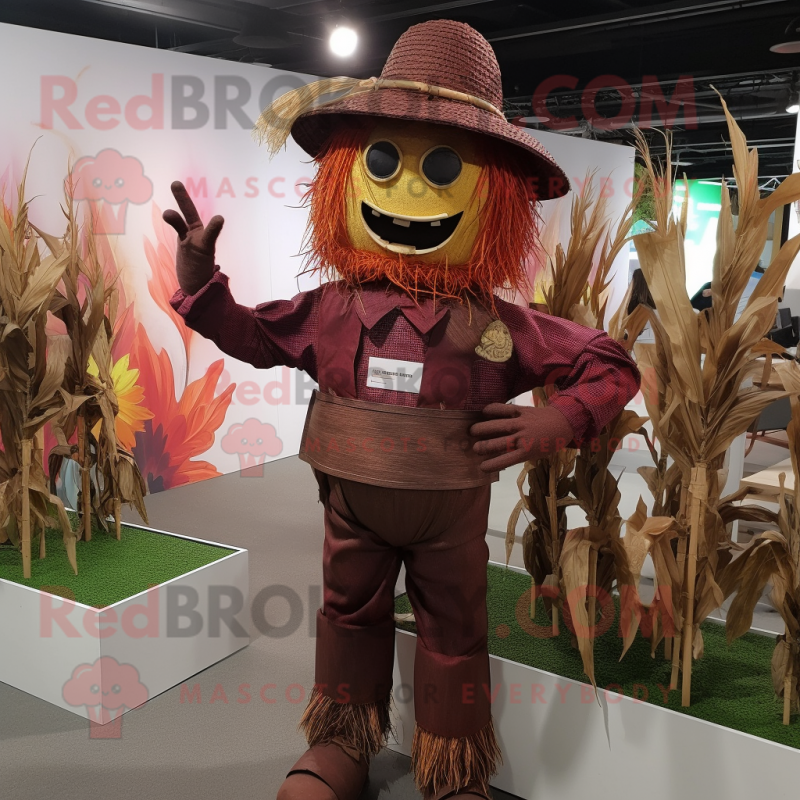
[771, 16, 800, 53]
[330, 26, 357, 57]
[787, 85, 800, 114]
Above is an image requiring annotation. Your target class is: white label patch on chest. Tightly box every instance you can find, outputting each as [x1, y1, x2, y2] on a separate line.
[366, 356, 424, 394]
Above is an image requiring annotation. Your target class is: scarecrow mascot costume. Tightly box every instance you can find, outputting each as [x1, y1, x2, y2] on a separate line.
[166, 19, 639, 800]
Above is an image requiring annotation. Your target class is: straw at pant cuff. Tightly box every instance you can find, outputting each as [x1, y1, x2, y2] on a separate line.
[300, 686, 393, 757]
[411, 718, 502, 794]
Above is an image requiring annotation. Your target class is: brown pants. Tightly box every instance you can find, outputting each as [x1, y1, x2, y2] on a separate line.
[313, 470, 492, 739]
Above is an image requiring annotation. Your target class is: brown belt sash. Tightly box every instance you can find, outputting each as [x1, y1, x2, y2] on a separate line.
[299, 390, 498, 490]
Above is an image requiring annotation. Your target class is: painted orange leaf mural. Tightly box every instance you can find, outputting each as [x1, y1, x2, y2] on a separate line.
[129, 324, 234, 492]
[144, 203, 192, 361]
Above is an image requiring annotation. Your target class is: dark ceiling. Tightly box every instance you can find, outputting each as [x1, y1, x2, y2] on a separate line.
[3, 0, 800, 181]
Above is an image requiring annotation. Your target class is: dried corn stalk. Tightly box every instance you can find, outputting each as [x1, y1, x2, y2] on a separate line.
[47, 189, 148, 539]
[720, 361, 800, 723]
[0, 164, 77, 577]
[633, 94, 800, 705]
[511, 174, 645, 684]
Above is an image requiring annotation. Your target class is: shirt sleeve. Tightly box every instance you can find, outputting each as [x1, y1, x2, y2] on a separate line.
[500, 301, 641, 443]
[169, 267, 320, 380]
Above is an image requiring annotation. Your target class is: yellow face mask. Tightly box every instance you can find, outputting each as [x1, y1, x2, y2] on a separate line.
[346, 121, 487, 265]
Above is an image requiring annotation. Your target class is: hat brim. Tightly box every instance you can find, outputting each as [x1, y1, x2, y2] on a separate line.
[291, 88, 570, 200]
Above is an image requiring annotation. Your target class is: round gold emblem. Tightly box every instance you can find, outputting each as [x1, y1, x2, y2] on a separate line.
[475, 320, 513, 362]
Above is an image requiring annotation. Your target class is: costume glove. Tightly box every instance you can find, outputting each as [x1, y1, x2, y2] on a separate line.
[162, 181, 225, 296]
[471, 403, 574, 472]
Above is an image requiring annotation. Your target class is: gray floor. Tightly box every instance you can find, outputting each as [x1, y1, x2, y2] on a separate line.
[0, 457, 521, 800]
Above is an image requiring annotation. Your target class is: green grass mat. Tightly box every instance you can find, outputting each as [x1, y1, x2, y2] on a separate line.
[395, 563, 800, 749]
[0, 514, 233, 608]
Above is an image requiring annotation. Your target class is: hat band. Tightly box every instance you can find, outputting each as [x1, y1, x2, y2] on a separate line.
[358, 77, 506, 120]
[254, 75, 505, 157]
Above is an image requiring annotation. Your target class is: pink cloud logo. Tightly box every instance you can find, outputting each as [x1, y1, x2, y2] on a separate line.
[69, 149, 153, 234]
[221, 418, 283, 477]
[62, 656, 149, 739]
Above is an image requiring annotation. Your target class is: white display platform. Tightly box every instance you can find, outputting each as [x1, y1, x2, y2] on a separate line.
[389, 577, 800, 799]
[0, 523, 249, 722]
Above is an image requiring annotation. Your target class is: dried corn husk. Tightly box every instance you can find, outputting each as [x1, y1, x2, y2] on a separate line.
[622, 496, 683, 656]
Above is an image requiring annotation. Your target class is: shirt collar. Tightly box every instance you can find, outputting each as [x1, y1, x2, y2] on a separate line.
[352, 283, 450, 335]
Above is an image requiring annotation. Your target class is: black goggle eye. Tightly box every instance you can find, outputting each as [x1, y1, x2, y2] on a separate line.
[365, 140, 401, 181]
[421, 147, 462, 187]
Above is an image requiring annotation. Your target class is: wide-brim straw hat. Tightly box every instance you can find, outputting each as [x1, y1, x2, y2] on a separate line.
[255, 20, 569, 200]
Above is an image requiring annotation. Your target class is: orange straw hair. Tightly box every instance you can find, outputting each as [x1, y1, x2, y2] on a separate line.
[301, 122, 541, 305]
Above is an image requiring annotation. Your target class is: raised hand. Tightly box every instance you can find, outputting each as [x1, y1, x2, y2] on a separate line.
[471, 403, 574, 472]
[163, 181, 225, 296]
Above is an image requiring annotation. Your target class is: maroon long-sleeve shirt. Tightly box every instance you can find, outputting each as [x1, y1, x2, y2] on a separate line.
[170, 269, 640, 443]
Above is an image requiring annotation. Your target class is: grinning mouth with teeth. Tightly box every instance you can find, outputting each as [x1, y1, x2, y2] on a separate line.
[360, 201, 463, 255]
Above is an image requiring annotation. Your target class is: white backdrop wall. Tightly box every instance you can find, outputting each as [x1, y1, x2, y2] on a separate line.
[0, 22, 634, 492]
